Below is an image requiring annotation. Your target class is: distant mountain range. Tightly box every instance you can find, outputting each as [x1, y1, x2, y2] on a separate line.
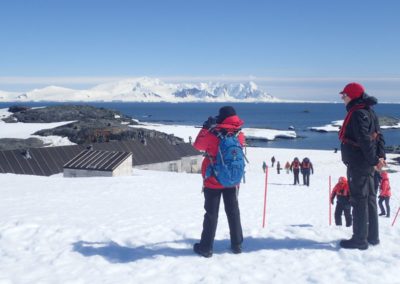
[0, 77, 279, 102]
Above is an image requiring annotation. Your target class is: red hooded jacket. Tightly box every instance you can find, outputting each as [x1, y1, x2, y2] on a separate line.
[331, 178, 350, 201]
[193, 115, 245, 189]
[380, 173, 391, 197]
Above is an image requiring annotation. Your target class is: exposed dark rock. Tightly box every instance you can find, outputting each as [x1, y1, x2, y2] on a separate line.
[379, 116, 400, 127]
[8, 105, 31, 113]
[2, 105, 136, 124]
[33, 119, 183, 145]
[0, 138, 46, 151]
[1, 105, 184, 149]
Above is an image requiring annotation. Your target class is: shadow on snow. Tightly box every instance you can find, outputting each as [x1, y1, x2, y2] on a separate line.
[72, 236, 337, 263]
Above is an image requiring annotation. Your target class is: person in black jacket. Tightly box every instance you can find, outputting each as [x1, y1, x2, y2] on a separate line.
[338, 82, 386, 250]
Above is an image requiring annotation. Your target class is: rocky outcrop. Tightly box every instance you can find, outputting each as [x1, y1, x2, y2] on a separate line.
[34, 119, 183, 144]
[2, 105, 135, 124]
[1, 105, 184, 148]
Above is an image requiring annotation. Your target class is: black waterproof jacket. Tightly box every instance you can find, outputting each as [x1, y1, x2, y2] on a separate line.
[340, 94, 386, 171]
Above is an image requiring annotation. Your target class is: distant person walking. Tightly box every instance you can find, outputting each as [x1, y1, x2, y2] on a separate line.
[271, 156, 276, 168]
[301, 157, 314, 186]
[277, 161, 281, 174]
[338, 82, 386, 250]
[262, 161, 267, 173]
[285, 161, 290, 174]
[192, 106, 245, 257]
[331, 177, 352, 227]
[290, 157, 301, 185]
[378, 171, 391, 218]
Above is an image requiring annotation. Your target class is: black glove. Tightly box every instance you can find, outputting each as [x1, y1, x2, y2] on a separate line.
[202, 116, 217, 129]
[331, 198, 334, 205]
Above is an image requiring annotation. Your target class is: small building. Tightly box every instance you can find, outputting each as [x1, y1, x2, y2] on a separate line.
[0, 138, 201, 176]
[63, 150, 132, 177]
[174, 143, 203, 173]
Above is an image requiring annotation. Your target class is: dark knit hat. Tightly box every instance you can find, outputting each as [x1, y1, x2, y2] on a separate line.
[216, 106, 236, 123]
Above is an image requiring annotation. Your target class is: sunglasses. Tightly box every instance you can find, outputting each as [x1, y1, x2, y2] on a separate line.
[341, 93, 348, 99]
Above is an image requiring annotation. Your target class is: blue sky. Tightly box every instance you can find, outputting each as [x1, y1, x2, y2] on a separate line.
[1, 0, 400, 100]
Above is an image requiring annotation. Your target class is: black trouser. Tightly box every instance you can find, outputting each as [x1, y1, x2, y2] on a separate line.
[347, 167, 379, 243]
[293, 169, 300, 185]
[199, 187, 243, 251]
[302, 170, 310, 186]
[378, 196, 390, 216]
[335, 198, 352, 226]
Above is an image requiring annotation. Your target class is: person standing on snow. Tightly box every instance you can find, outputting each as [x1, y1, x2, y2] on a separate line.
[330, 177, 352, 227]
[338, 82, 386, 250]
[271, 156, 276, 168]
[285, 161, 291, 174]
[290, 157, 301, 185]
[277, 161, 281, 174]
[300, 157, 314, 186]
[262, 161, 267, 173]
[378, 171, 391, 218]
[192, 106, 245, 257]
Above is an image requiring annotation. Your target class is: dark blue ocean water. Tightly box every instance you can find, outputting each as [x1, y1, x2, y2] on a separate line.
[1, 102, 399, 150]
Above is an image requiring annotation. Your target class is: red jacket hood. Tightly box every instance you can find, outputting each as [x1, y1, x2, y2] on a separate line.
[217, 115, 244, 129]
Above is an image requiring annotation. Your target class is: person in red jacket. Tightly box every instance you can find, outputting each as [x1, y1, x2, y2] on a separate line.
[378, 171, 391, 217]
[290, 157, 301, 185]
[330, 177, 352, 227]
[192, 106, 245, 257]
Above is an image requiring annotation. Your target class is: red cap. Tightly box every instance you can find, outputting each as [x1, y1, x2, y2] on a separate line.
[340, 82, 365, 100]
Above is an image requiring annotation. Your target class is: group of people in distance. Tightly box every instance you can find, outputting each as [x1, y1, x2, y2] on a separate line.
[262, 156, 314, 187]
[331, 170, 392, 229]
[191, 82, 391, 257]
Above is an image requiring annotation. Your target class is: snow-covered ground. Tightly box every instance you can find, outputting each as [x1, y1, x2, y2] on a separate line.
[0, 113, 75, 147]
[1, 119, 400, 283]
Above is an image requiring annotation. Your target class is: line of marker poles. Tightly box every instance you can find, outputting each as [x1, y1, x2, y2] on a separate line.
[262, 166, 269, 228]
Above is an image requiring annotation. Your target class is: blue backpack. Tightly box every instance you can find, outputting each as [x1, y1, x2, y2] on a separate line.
[206, 131, 246, 187]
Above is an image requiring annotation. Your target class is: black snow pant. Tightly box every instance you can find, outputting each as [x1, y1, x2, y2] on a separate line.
[378, 196, 390, 217]
[293, 169, 300, 185]
[302, 171, 311, 186]
[334, 198, 352, 226]
[347, 166, 379, 244]
[199, 187, 243, 251]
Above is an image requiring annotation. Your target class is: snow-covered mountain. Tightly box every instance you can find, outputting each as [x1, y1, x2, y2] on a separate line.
[0, 77, 279, 102]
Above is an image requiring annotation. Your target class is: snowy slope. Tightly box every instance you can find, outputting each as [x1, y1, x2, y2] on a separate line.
[0, 77, 279, 102]
[1, 145, 399, 283]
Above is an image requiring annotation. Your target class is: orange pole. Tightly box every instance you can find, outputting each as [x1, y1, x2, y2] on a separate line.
[329, 176, 332, 226]
[262, 166, 269, 228]
[392, 207, 400, 227]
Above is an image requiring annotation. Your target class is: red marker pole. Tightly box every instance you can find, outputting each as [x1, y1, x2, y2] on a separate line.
[329, 175, 332, 226]
[392, 207, 400, 227]
[262, 166, 269, 228]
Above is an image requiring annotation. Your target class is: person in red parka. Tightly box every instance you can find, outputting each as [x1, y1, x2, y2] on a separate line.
[330, 177, 352, 227]
[192, 106, 245, 257]
[378, 171, 391, 217]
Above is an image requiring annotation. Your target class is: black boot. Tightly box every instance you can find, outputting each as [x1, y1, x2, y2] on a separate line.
[379, 212, 385, 216]
[231, 244, 242, 254]
[367, 238, 380, 246]
[339, 238, 368, 250]
[193, 243, 213, 258]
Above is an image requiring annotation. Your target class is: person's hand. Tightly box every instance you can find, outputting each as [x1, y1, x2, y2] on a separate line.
[375, 158, 386, 171]
[202, 116, 217, 129]
[331, 199, 334, 205]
